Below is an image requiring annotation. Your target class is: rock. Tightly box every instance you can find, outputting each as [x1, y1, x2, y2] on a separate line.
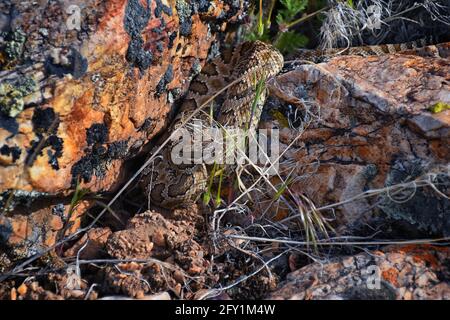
[268, 45, 450, 235]
[0, 0, 245, 194]
[64, 227, 112, 260]
[0, 0, 245, 268]
[268, 245, 450, 300]
[0, 199, 89, 270]
[106, 210, 197, 261]
[104, 210, 210, 297]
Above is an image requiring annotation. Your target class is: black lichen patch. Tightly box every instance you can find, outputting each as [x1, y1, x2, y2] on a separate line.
[168, 32, 177, 49]
[176, 0, 193, 37]
[379, 159, 450, 236]
[0, 28, 26, 69]
[45, 135, 64, 170]
[126, 38, 153, 72]
[0, 218, 12, 245]
[0, 113, 18, 136]
[214, 0, 247, 26]
[32, 107, 59, 134]
[155, 65, 174, 97]
[26, 134, 64, 170]
[139, 117, 156, 134]
[71, 150, 106, 184]
[155, 0, 173, 18]
[0, 144, 21, 162]
[71, 138, 129, 185]
[156, 41, 164, 52]
[52, 203, 66, 220]
[107, 140, 129, 159]
[197, 0, 211, 13]
[27, 107, 63, 169]
[124, 0, 153, 72]
[86, 123, 109, 146]
[45, 48, 88, 79]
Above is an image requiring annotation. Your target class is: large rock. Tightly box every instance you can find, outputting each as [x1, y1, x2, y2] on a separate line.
[268, 45, 450, 235]
[0, 0, 245, 269]
[105, 210, 210, 297]
[0, 198, 89, 271]
[268, 245, 450, 300]
[0, 0, 245, 195]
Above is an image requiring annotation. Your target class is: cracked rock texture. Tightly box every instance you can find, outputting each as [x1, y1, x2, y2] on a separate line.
[0, 199, 89, 271]
[0, 0, 245, 194]
[104, 210, 210, 298]
[268, 245, 450, 300]
[269, 45, 450, 235]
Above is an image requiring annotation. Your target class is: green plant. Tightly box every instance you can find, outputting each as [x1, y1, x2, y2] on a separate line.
[59, 180, 90, 239]
[248, 78, 266, 131]
[68, 181, 90, 215]
[275, 31, 309, 54]
[203, 162, 225, 207]
[276, 0, 309, 26]
[246, 0, 329, 54]
[429, 102, 450, 114]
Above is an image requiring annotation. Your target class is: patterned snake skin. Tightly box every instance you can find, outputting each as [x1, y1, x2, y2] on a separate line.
[140, 41, 284, 208]
[140, 39, 439, 209]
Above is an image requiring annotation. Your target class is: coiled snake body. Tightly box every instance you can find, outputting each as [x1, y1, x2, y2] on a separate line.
[141, 39, 435, 209]
[140, 41, 284, 208]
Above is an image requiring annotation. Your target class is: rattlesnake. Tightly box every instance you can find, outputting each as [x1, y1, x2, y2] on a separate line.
[140, 39, 438, 209]
[140, 41, 284, 208]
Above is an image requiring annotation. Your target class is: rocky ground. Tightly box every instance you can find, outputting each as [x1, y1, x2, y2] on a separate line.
[0, 0, 449, 300]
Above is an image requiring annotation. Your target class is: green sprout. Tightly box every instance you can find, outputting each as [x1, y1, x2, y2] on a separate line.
[429, 102, 450, 114]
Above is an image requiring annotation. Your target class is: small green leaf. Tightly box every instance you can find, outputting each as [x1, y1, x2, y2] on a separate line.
[244, 29, 271, 42]
[248, 78, 266, 131]
[215, 167, 224, 207]
[274, 177, 293, 200]
[69, 180, 90, 213]
[203, 162, 218, 205]
[277, 0, 308, 24]
[429, 102, 450, 114]
[275, 31, 309, 54]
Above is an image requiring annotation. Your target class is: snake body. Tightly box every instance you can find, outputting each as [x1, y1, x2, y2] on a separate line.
[292, 38, 431, 62]
[141, 39, 436, 209]
[140, 41, 284, 208]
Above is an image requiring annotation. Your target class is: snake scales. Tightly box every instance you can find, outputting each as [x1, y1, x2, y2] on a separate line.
[140, 39, 436, 209]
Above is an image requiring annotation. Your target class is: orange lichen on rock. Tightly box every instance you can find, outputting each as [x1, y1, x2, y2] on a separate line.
[0, 0, 246, 194]
[269, 245, 450, 300]
[397, 245, 449, 269]
[382, 268, 400, 287]
[269, 47, 450, 232]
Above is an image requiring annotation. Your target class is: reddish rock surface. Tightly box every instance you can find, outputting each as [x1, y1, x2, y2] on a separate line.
[106, 210, 206, 272]
[0, 0, 245, 270]
[104, 210, 210, 298]
[268, 245, 450, 300]
[0, 0, 245, 194]
[0, 199, 89, 270]
[268, 46, 450, 234]
[64, 227, 112, 260]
